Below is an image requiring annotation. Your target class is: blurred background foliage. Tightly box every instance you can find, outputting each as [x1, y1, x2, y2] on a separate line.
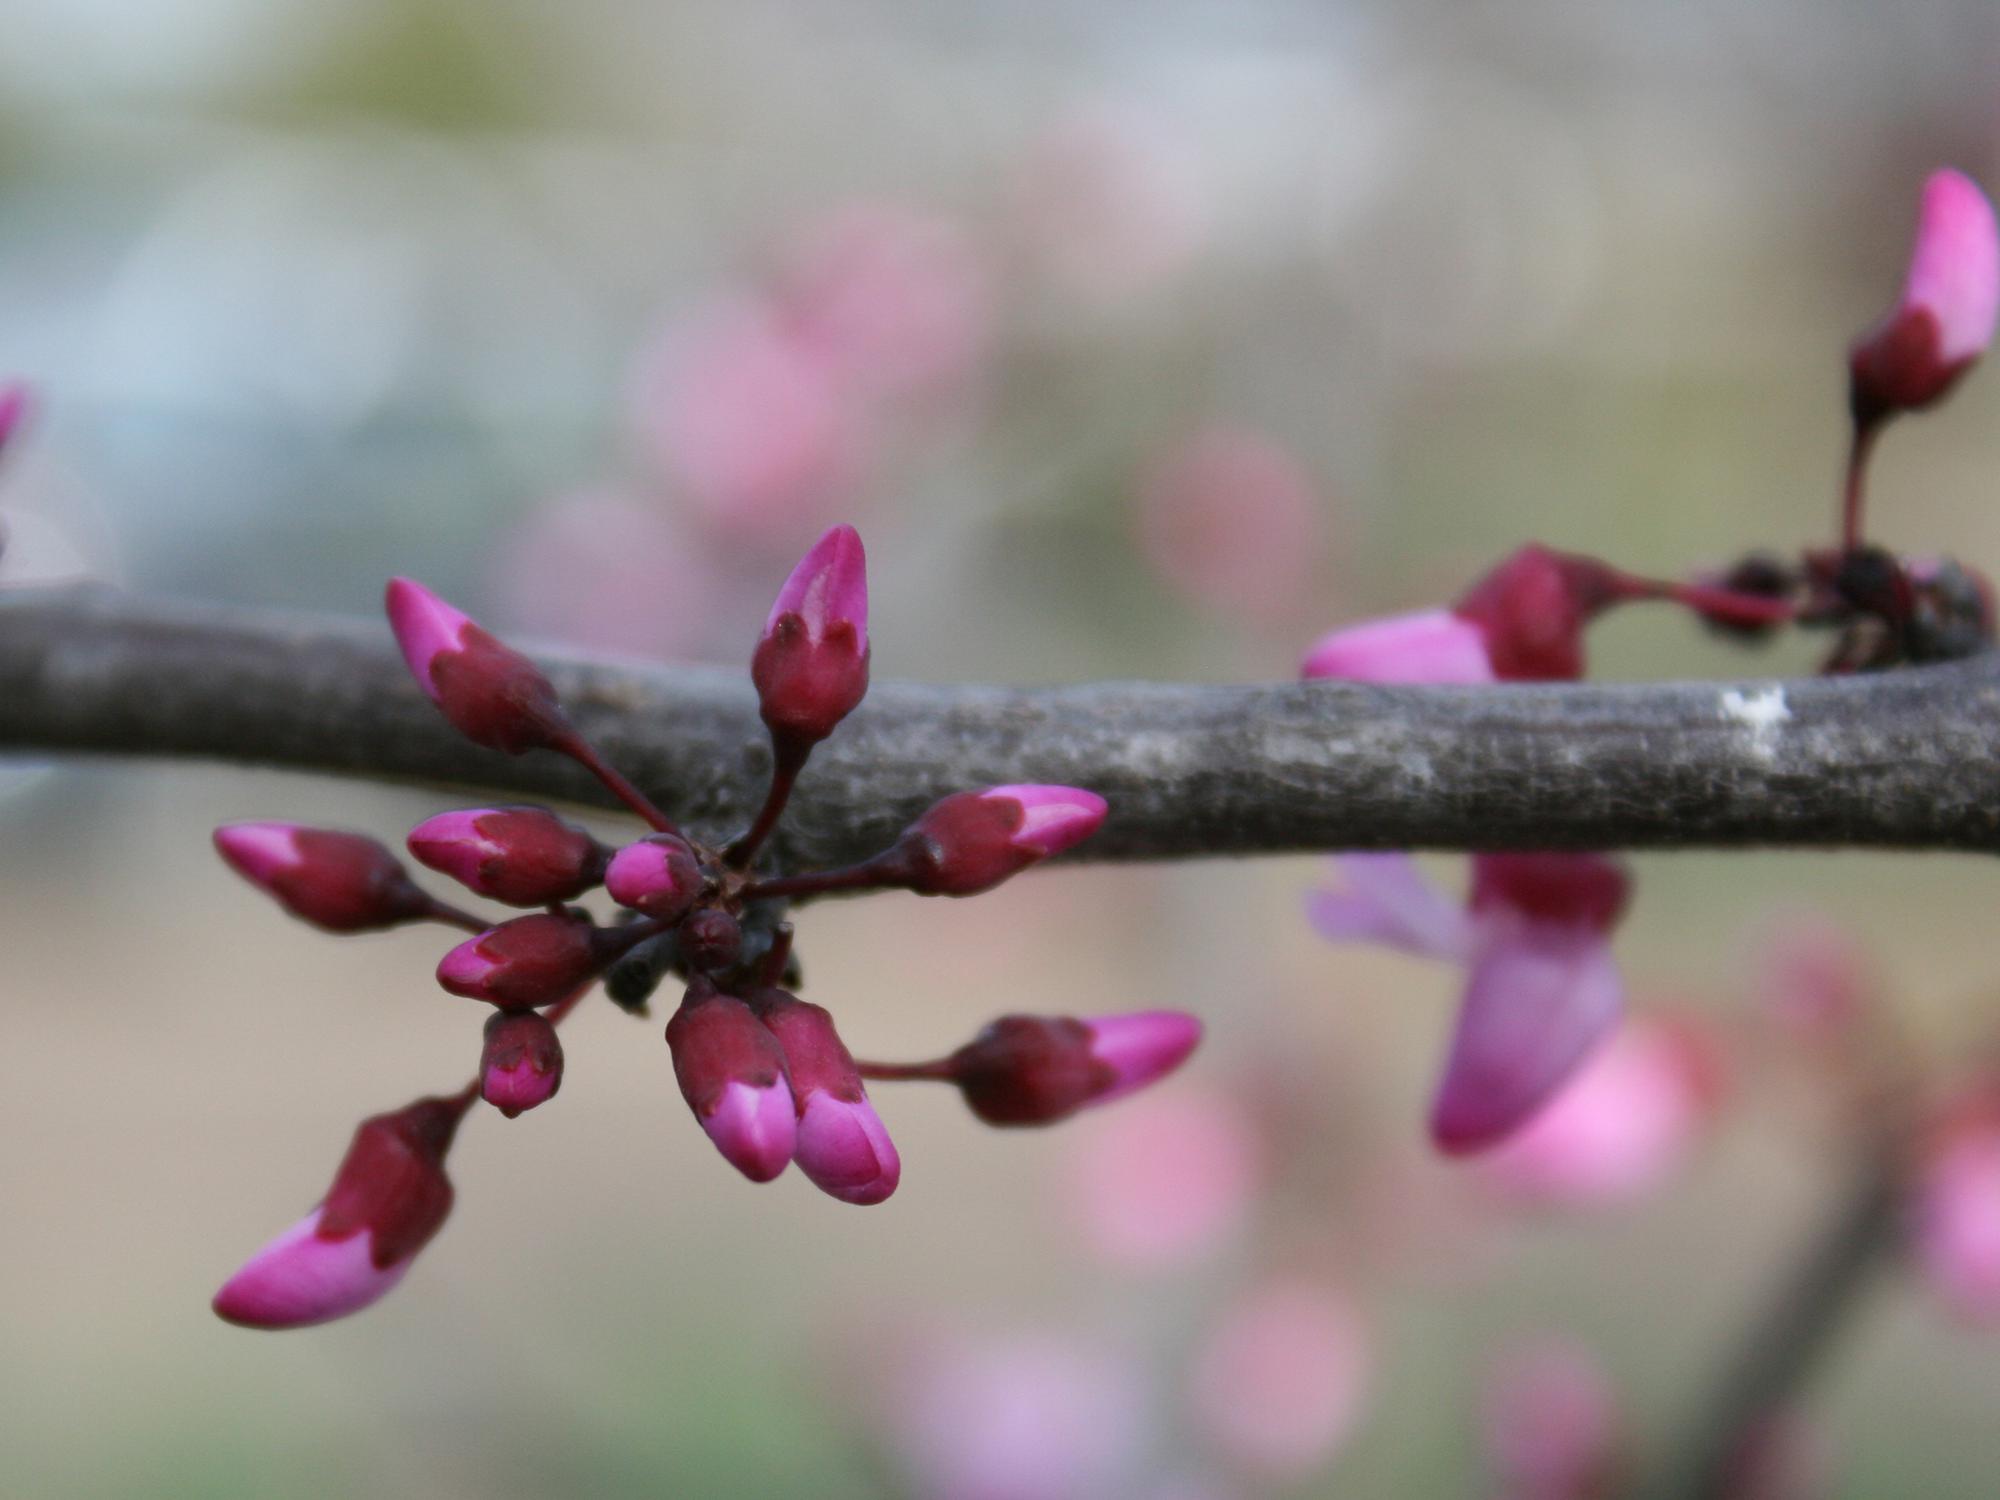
[4, 1, 2000, 1495]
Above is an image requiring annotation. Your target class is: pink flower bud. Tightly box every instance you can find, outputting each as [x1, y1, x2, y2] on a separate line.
[1453, 546, 1611, 683]
[406, 806, 607, 906]
[949, 1011, 1202, 1126]
[212, 1093, 466, 1329]
[753, 989, 900, 1204]
[665, 989, 796, 1181]
[1300, 607, 1497, 684]
[890, 784, 1109, 896]
[1850, 168, 2000, 421]
[751, 524, 870, 749]
[479, 1008, 564, 1118]
[1430, 854, 1630, 1156]
[436, 911, 610, 1007]
[213, 822, 433, 933]
[385, 577, 571, 754]
[605, 834, 704, 922]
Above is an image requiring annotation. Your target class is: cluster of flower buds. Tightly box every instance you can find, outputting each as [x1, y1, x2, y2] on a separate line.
[208, 523, 1200, 1328]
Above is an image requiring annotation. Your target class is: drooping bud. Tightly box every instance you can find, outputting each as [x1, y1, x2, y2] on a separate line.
[436, 910, 612, 1007]
[385, 577, 571, 754]
[886, 784, 1109, 896]
[750, 524, 870, 750]
[1430, 853, 1631, 1155]
[407, 806, 608, 906]
[1300, 608, 1496, 684]
[213, 822, 434, 933]
[211, 1092, 467, 1329]
[1451, 546, 1613, 683]
[479, 1008, 565, 1118]
[1849, 168, 2000, 423]
[948, 1011, 1202, 1126]
[665, 987, 797, 1181]
[605, 834, 705, 922]
[752, 988, 900, 1204]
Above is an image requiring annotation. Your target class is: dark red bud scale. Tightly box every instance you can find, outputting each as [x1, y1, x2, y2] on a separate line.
[213, 823, 435, 933]
[407, 806, 608, 906]
[437, 911, 619, 1007]
[317, 1095, 466, 1268]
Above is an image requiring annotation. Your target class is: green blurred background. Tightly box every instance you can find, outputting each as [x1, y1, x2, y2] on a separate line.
[3, 1, 2000, 1495]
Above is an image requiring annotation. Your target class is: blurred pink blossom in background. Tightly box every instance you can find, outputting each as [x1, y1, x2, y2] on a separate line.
[482, 489, 714, 656]
[1009, 103, 1208, 307]
[772, 202, 993, 406]
[1187, 1278, 1371, 1481]
[1135, 426, 1325, 626]
[1479, 1017, 1721, 1206]
[632, 296, 871, 538]
[1062, 1081, 1263, 1268]
[1480, 1338, 1622, 1500]
[1913, 1111, 2000, 1324]
[884, 1331, 1145, 1500]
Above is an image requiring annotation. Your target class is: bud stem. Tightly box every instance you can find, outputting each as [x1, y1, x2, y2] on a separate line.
[554, 733, 679, 836]
[1841, 418, 1884, 553]
[423, 897, 494, 935]
[853, 1057, 956, 1082]
[742, 855, 905, 902]
[725, 740, 809, 869]
[1599, 568, 1799, 631]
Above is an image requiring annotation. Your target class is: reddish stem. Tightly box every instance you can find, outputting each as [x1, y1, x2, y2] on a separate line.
[1841, 419, 1882, 554]
[726, 739, 809, 868]
[854, 1058, 956, 1083]
[743, 858, 903, 902]
[555, 733, 679, 835]
[422, 897, 492, 935]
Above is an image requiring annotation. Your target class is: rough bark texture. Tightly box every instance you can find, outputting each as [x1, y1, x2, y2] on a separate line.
[5, 586, 2000, 864]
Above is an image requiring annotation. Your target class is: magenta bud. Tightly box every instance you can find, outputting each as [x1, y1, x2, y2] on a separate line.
[1300, 608, 1497, 685]
[890, 784, 1109, 896]
[407, 806, 608, 906]
[480, 1009, 565, 1118]
[385, 577, 571, 755]
[666, 989, 797, 1181]
[605, 834, 704, 922]
[212, 1093, 466, 1330]
[1850, 168, 2000, 422]
[436, 911, 609, 1007]
[214, 822, 433, 933]
[1452, 546, 1612, 683]
[948, 1010, 1203, 1126]
[754, 989, 900, 1204]
[750, 524, 870, 749]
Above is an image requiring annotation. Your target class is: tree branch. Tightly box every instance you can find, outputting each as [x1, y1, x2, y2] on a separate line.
[4, 586, 2000, 865]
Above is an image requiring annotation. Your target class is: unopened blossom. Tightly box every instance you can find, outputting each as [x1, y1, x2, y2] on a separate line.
[479, 1009, 564, 1118]
[212, 1093, 467, 1329]
[753, 988, 900, 1205]
[214, 822, 434, 933]
[437, 911, 620, 1008]
[385, 577, 571, 755]
[949, 1011, 1202, 1126]
[752, 522, 871, 753]
[1849, 168, 2000, 422]
[887, 784, 1110, 896]
[407, 806, 608, 906]
[666, 985, 797, 1182]
[605, 834, 704, 923]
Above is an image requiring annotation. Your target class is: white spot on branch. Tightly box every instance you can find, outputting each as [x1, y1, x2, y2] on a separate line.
[1719, 687, 1791, 761]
